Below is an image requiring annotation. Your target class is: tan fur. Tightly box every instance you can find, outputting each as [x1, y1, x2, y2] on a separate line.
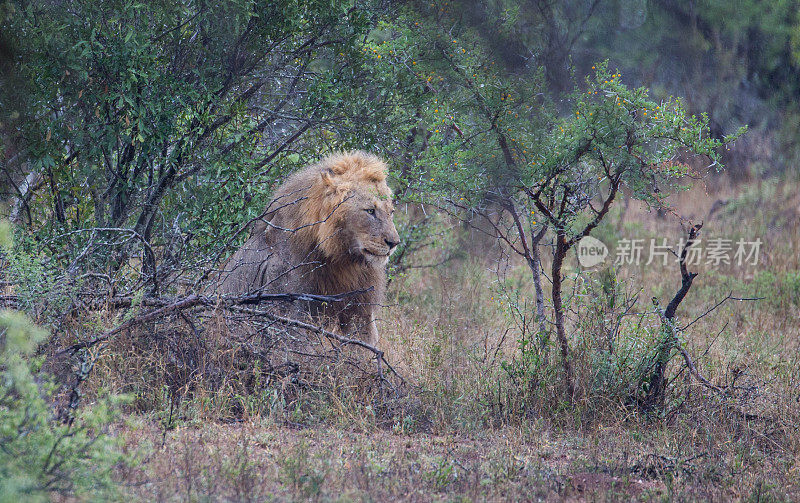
[218, 151, 400, 345]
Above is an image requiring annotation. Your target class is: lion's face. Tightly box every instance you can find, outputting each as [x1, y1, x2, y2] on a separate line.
[338, 189, 399, 266]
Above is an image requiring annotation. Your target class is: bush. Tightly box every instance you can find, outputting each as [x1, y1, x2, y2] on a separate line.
[0, 222, 126, 501]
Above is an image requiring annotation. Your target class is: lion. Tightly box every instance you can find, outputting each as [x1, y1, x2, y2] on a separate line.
[218, 151, 400, 346]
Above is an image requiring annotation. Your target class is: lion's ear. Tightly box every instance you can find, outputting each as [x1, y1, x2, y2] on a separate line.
[321, 169, 335, 187]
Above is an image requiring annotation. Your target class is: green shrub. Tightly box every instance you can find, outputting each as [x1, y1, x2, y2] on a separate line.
[0, 222, 126, 501]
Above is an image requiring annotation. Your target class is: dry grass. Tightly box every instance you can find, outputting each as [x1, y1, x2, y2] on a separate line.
[118, 416, 794, 502]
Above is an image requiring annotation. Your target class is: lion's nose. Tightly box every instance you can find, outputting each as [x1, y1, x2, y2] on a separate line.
[385, 238, 399, 249]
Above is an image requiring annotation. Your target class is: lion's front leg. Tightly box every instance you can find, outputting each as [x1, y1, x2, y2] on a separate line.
[337, 309, 378, 347]
[363, 314, 379, 347]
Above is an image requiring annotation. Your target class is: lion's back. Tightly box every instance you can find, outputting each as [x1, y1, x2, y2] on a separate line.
[217, 230, 307, 296]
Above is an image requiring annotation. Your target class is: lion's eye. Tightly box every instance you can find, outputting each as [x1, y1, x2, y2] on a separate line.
[365, 208, 376, 216]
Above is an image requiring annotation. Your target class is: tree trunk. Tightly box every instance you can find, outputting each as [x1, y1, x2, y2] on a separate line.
[527, 223, 550, 359]
[552, 230, 575, 401]
[531, 245, 548, 347]
[642, 224, 701, 411]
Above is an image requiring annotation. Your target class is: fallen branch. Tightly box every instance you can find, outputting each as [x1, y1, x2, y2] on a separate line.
[84, 288, 374, 310]
[59, 295, 208, 354]
[60, 289, 372, 353]
[57, 289, 403, 390]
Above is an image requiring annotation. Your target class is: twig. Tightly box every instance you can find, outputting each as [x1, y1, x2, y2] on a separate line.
[231, 304, 404, 384]
[675, 344, 724, 394]
[680, 292, 764, 330]
[59, 295, 208, 355]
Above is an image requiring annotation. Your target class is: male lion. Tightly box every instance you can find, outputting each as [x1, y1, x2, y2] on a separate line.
[218, 151, 400, 346]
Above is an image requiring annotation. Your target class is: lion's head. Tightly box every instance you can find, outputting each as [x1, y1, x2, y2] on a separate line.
[272, 151, 399, 268]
